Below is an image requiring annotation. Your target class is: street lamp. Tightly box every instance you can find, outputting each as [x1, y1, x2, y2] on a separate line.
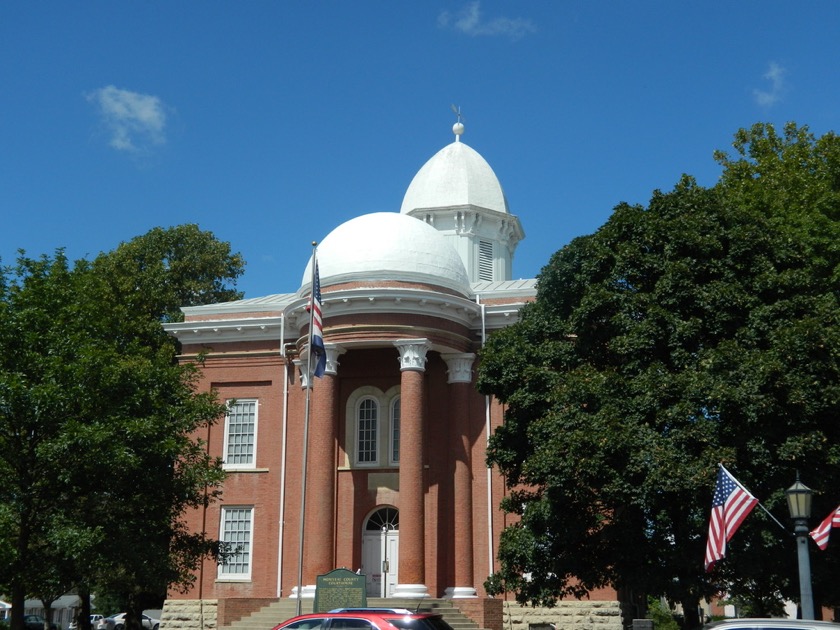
[786, 475, 814, 620]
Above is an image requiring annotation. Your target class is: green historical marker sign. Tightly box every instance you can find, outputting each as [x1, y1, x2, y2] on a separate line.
[314, 568, 367, 612]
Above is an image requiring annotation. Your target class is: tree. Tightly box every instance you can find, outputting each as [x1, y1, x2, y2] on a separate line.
[0, 252, 93, 630]
[0, 225, 243, 630]
[713, 122, 840, 616]
[92, 223, 245, 323]
[80, 225, 244, 626]
[477, 123, 840, 625]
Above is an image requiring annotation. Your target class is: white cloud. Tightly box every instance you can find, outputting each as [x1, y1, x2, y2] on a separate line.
[438, 1, 536, 41]
[86, 85, 169, 153]
[752, 62, 787, 107]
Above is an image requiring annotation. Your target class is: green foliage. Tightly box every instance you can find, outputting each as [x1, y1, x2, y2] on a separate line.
[0, 225, 242, 625]
[92, 223, 245, 323]
[92, 592, 123, 618]
[721, 589, 786, 619]
[647, 597, 680, 630]
[478, 123, 840, 621]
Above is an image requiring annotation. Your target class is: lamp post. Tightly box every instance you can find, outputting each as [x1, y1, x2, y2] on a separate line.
[786, 475, 814, 620]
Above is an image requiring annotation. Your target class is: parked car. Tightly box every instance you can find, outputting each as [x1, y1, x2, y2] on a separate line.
[704, 620, 840, 630]
[22, 615, 59, 630]
[70, 614, 104, 630]
[272, 608, 457, 630]
[99, 613, 160, 630]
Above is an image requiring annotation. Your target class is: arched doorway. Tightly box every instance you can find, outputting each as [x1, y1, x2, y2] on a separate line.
[361, 507, 399, 597]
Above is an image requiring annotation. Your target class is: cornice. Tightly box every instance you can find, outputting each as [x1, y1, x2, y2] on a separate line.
[165, 316, 285, 344]
[285, 287, 482, 330]
[165, 289, 529, 345]
[298, 324, 475, 355]
[482, 303, 528, 330]
[411, 204, 525, 246]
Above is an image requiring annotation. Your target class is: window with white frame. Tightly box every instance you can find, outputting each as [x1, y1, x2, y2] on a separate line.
[357, 397, 379, 465]
[223, 399, 257, 469]
[390, 396, 401, 464]
[218, 506, 254, 579]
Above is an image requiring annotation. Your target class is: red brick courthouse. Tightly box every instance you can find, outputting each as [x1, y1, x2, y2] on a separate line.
[161, 122, 623, 630]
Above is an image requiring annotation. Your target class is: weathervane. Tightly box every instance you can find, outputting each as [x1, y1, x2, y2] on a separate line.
[450, 104, 465, 141]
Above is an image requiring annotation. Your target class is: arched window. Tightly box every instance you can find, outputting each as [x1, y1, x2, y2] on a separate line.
[346, 386, 400, 469]
[357, 397, 379, 465]
[365, 506, 399, 531]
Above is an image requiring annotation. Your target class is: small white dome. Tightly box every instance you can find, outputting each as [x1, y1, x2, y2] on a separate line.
[302, 212, 470, 295]
[400, 141, 509, 215]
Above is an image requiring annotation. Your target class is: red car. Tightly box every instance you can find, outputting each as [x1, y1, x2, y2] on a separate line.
[272, 608, 457, 630]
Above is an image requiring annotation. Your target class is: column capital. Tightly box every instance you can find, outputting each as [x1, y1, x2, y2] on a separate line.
[324, 343, 346, 376]
[394, 339, 431, 372]
[297, 344, 345, 384]
[293, 358, 310, 390]
[441, 352, 476, 384]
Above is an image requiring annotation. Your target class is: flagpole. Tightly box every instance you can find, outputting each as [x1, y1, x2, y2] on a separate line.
[295, 242, 318, 616]
[758, 502, 790, 533]
[720, 464, 789, 534]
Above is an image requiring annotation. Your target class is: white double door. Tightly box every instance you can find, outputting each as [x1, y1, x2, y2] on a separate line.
[361, 527, 399, 597]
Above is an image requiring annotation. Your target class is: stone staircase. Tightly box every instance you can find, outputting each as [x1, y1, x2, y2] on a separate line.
[220, 598, 483, 630]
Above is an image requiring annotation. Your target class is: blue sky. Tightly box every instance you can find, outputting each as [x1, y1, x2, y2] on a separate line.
[2, 2, 838, 298]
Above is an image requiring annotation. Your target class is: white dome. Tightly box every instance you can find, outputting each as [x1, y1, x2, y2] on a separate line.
[400, 141, 509, 215]
[301, 212, 470, 295]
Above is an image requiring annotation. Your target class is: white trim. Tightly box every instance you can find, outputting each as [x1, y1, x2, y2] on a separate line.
[165, 316, 285, 344]
[289, 288, 481, 331]
[165, 284, 534, 346]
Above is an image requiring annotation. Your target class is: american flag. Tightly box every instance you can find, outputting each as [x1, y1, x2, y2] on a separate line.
[309, 261, 326, 378]
[704, 465, 758, 571]
[810, 504, 840, 551]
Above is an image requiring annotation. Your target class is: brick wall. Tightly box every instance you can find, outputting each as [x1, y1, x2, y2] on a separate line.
[453, 598, 504, 630]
